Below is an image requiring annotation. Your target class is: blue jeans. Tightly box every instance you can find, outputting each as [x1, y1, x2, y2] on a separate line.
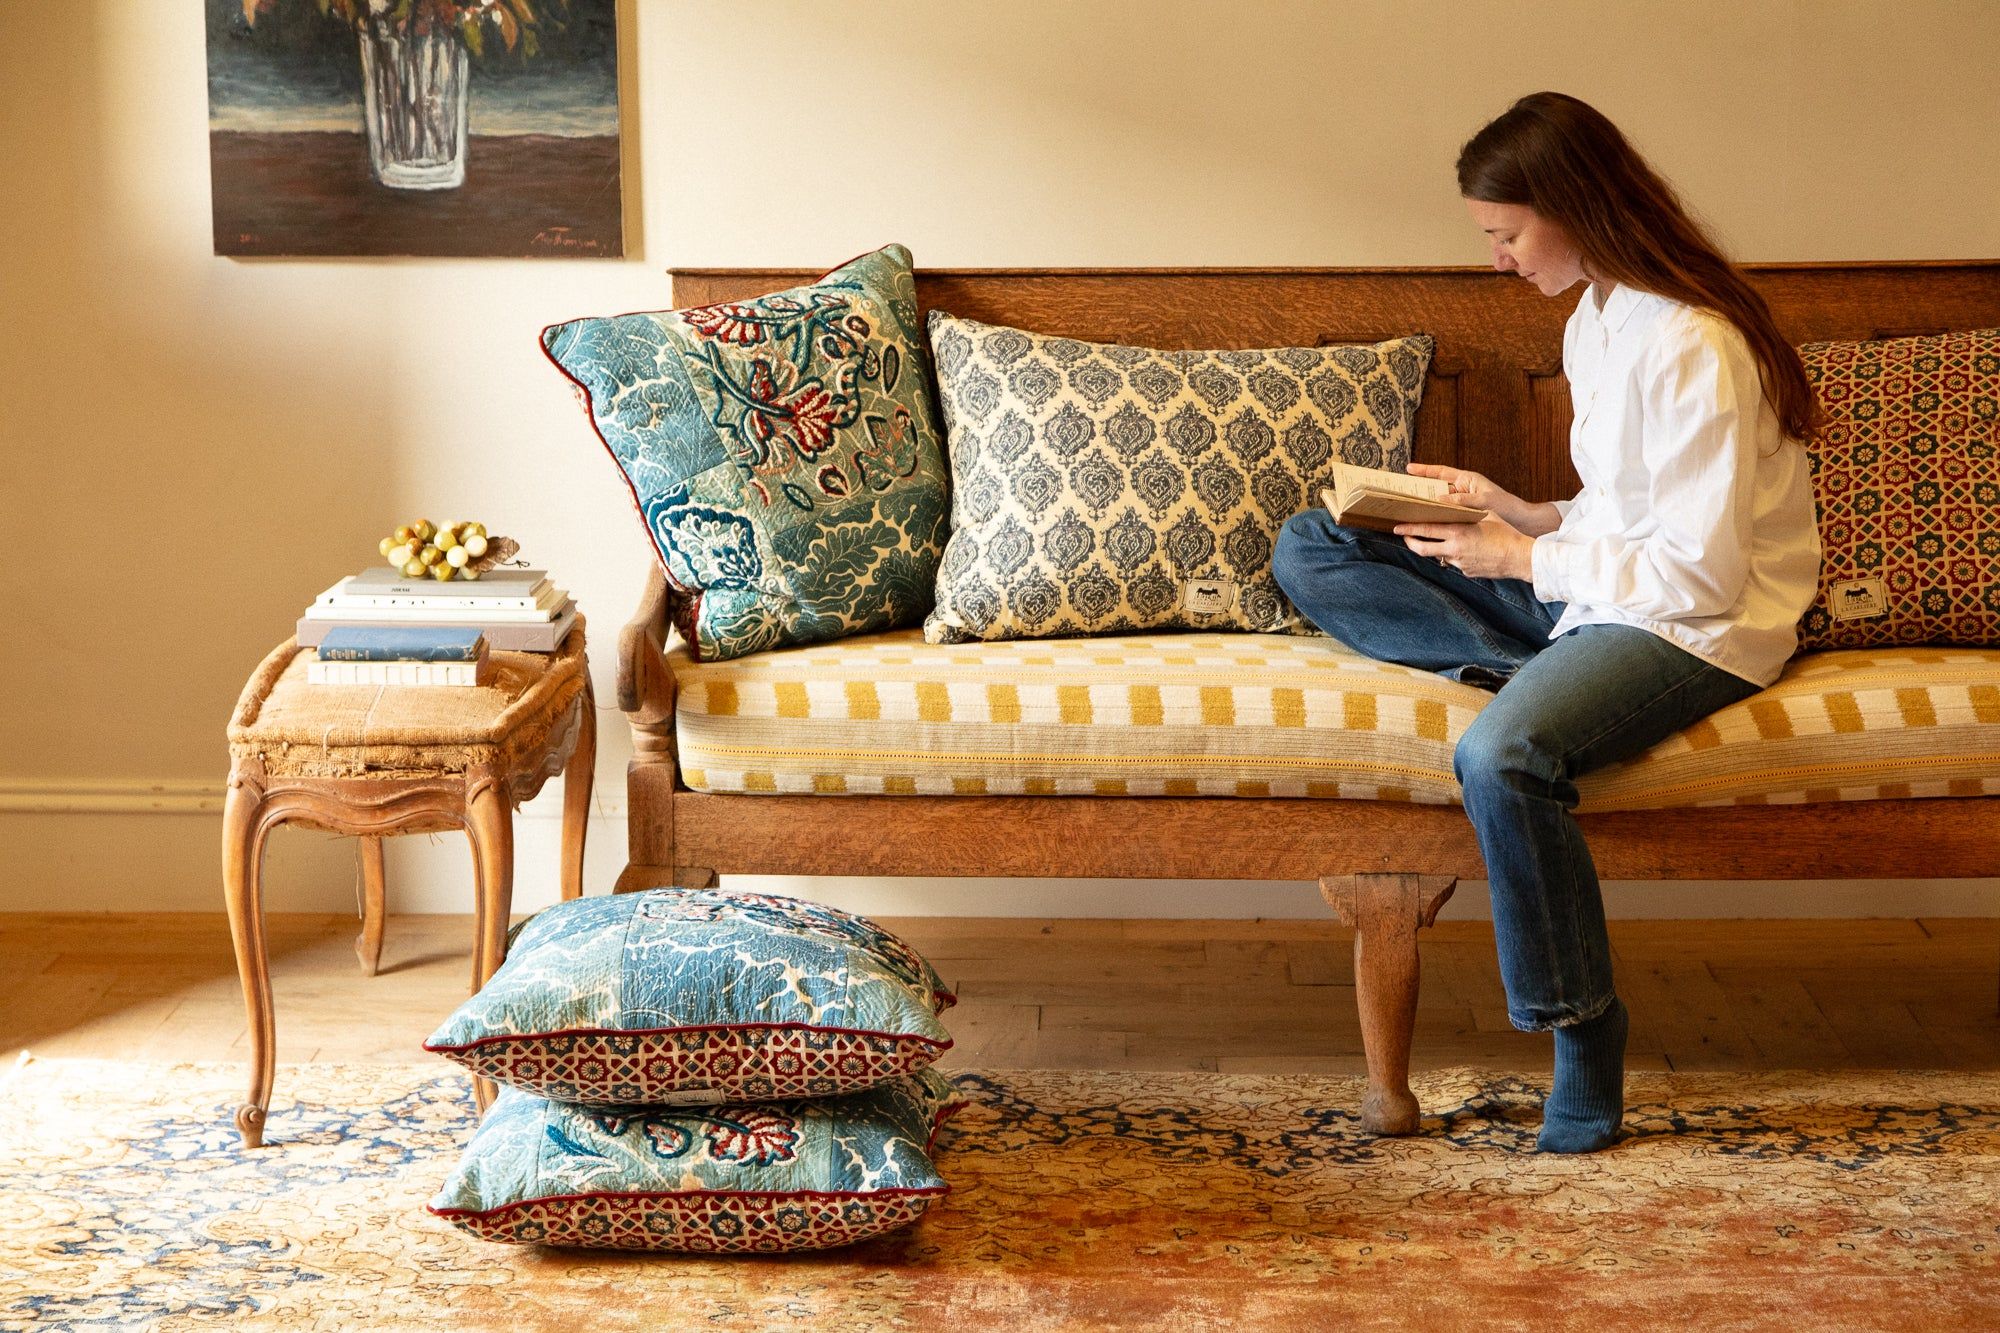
[1272, 511, 1762, 1030]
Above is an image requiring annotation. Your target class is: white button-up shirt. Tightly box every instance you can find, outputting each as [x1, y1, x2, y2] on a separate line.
[1529, 281, 1821, 687]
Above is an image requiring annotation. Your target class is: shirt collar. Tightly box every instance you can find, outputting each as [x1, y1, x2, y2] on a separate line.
[1589, 281, 1647, 333]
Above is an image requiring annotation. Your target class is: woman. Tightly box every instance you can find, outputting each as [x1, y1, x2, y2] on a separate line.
[1272, 92, 1821, 1153]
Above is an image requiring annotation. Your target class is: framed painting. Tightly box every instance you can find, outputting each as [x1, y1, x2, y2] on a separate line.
[206, 0, 623, 258]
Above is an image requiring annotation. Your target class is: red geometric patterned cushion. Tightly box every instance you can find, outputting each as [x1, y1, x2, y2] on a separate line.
[442, 1187, 945, 1253]
[1797, 328, 2000, 650]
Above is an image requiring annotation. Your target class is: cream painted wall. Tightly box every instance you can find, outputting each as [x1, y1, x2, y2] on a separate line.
[3, 1, 1997, 919]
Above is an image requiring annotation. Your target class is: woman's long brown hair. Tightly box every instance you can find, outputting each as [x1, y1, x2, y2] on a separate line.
[1457, 91, 1819, 444]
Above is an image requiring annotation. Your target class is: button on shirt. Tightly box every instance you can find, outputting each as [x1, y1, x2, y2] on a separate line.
[1529, 282, 1821, 687]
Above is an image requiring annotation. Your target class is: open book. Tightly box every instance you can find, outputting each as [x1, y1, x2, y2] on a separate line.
[1319, 461, 1487, 534]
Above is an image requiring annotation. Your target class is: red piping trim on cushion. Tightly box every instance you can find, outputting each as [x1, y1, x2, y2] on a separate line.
[427, 1183, 949, 1221]
[925, 1094, 969, 1155]
[425, 1020, 953, 1057]
[534, 245, 901, 665]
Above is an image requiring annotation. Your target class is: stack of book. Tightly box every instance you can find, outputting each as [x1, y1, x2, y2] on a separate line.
[308, 625, 492, 687]
[297, 567, 578, 654]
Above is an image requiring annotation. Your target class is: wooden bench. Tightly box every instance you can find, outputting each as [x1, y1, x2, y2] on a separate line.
[613, 261, 2000, 1135]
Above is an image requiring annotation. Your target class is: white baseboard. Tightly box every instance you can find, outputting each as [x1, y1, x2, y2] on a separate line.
[3, 780, 1996, 918]
[0, 777, 623, 818]
[0, 777, 228, 815]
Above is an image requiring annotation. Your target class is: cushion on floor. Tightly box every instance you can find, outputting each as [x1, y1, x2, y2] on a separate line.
[426, 888, 956, 1104]
[429, 1070, 959, 1252]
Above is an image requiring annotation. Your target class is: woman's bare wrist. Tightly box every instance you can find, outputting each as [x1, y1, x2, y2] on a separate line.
[1514, 501, 1562, 537]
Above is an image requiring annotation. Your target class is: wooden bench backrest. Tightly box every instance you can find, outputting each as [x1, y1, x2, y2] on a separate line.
[670, 261, 2000, 503]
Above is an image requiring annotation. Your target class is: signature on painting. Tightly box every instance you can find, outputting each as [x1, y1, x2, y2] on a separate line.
[534, 227, 602, 253]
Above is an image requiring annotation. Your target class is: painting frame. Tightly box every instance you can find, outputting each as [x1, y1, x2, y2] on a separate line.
[205, 0, 624, 259]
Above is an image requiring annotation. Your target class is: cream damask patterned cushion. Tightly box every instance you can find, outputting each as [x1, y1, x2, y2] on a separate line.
[666, 629, 2000, 810]
[923, 314, 1434, 643]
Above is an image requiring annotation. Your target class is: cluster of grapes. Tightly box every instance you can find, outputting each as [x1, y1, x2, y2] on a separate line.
[379, 519, 493, 582]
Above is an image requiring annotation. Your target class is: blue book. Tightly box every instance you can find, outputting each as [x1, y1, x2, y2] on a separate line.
[315, 625, 487, 662]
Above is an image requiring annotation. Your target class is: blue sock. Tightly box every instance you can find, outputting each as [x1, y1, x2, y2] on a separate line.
[1536, 996, 1628, 1154]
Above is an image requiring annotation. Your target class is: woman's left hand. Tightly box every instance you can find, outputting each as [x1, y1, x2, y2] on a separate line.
[1394, 514, 1537, 581]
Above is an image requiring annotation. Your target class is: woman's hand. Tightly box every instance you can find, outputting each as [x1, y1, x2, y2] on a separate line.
[1394, 513, 1537, 582]
[1404, 463, 1562, 537]
[1405, 462, 1523, 515]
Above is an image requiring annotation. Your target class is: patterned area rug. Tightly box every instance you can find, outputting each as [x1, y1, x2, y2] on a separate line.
[3, 1059, 1997, 1331]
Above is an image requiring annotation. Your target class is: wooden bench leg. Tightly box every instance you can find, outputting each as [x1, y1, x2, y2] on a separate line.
[1320, 872, 1457, 1137]
[617, 749, 678, 894]
[614, 863, 675, 893]
[614, 866, 716, 892]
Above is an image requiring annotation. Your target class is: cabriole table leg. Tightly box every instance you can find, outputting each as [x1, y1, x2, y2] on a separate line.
[221, 774, 277, 1148]
[560, 679, 596, 901]
[355, 836, 387, 975]
[465, 770, 515, 1114]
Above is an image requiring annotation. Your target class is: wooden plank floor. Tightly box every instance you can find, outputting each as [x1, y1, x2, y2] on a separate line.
[3, 913, 1996, 1075]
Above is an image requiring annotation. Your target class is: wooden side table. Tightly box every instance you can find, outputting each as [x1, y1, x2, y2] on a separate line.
[222, 619, 594, 1147]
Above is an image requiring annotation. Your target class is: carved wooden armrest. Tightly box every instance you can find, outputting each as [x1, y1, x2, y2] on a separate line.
[618, 564, 679, 729]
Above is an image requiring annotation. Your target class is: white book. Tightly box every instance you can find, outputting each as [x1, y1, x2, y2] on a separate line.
[306, 659, 488, 686]
[332, 569, 555, 609]
[317, 579, 566, 615]
[304, 595, 572, 625]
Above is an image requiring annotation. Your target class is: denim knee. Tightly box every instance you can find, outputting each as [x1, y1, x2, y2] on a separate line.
[1453, 712, 1563, 797]
[1274, 511, 1364, 591]
[1273, 511, 1325, 600]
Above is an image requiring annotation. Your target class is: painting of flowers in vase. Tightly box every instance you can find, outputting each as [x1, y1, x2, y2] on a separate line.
[206, 0, 622, 257]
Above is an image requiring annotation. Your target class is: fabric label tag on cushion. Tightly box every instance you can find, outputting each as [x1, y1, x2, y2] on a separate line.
[1827, 576, 1888, 621]
[1182, 578, 1239, 616]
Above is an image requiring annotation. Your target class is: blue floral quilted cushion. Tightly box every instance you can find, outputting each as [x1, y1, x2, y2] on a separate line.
[430, 1069, 961, 1252]
[542, 243, 950, 661]
[425, 888, 957, 1104]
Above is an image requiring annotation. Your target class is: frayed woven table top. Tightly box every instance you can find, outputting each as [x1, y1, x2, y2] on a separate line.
[225, 618, 587, 779]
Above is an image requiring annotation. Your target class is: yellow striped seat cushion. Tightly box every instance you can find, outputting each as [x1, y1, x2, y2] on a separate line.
[667, 631, 2000, 810]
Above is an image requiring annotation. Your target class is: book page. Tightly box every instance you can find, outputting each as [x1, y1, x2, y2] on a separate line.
[1330, 460, 1449, 506]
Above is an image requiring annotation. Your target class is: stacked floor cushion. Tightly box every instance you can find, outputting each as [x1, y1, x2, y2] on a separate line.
[425, 887, 963, 1252]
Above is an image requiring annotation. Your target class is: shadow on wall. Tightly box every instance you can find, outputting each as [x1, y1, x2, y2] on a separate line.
[0, 2, 412, 907]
